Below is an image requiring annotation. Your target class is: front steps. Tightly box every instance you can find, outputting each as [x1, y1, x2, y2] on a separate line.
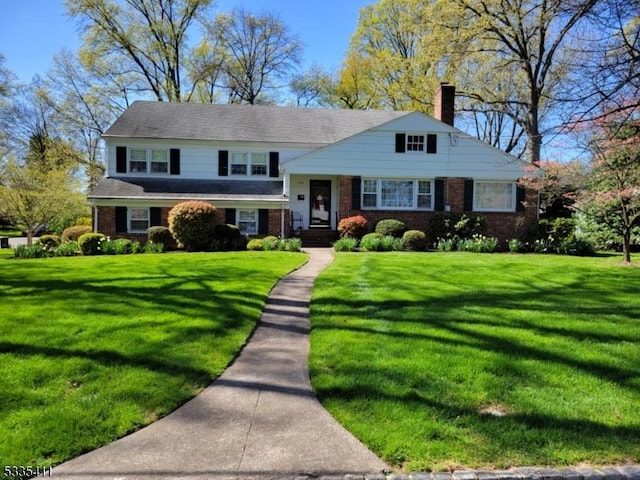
[297, 229, 338, 248]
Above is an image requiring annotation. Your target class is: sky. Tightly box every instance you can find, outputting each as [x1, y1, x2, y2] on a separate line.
[0, 0, 373, 84]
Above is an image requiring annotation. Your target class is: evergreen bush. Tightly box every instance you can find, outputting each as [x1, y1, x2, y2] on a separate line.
[168, 201, 217, 251]
[78, 233, 106, 255]
[375, 219, 407, 237]
[402, 230, 427, 251]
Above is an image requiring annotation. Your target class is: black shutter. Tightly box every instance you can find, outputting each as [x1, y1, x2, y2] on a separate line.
[516, 184, 526, 212]
[170, 149, 180, 175]
[395, 133, 406, 153]
[115, 207, 128, 233]
[351, 176, 361, 210]
[269, 152, 279, 178]
[426, 134, 437, 154]
[150, 207, 161, 226]
[464, 179, 474, 212]
[218, 150, 229, 176]
[225, 208, 236, 225]
[434, 179, 445, 211]
[258, 209, 269, 235]
[116, 146, 127, 173]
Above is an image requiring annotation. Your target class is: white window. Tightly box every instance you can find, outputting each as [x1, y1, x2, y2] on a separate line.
[150, 149, 169, 173]
[231, 152, 248, 175]
[129, 149, 147, 173]
[129, 148, 169, 174]
[238, 210, 258, 234]
[129, 208, 149, 232]
[406, 134, 425, 152]
[230, 152, 268, 176]
[251, 153, 267, 176]
[474, 181, 516, 211]
[362, 179, 434, 210]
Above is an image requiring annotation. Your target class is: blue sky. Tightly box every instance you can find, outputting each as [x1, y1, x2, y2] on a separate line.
[0, 0, 373, 84]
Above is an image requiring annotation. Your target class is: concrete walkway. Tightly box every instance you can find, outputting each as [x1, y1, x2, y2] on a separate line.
[52, 248, 389, 480]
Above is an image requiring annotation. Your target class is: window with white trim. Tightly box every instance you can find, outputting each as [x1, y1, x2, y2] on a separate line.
[362, 178, 434, 210]
[238, 209, 258, 234]
[128, 148, 169, 174]
[231, 152, 268, 176]
[129, 208, 150, 232]
[474, 181, 516, 211]
[406, 134, 425, 152]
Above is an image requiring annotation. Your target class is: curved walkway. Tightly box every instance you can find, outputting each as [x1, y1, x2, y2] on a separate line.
[52, 248, 389, 480]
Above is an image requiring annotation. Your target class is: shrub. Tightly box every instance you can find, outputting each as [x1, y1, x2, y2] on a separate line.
[262, 236, 279, 251]
[114, 238, 133, 254]
[100, 239, 118, 255]
[391, 237, 405, 251]
[14, 244, 50, 259]
[78, 233, 106, 255]
[402, 230, 427, 251]
[62, 225, 92, 243]
[168, 201, 217, 251]
[247, 239, 264, 251]
[375, 219, 407, 238]
[337, 215, 368, 239]
[333, 237, 358, 252]
[508, 238, 524, 253]
[148, 226, 173, 248]
[458, 235, 499, 253]
[144, 242, 165, 253]
[558, 238, 596, 256]
[360, 232, 383, 251]
[284, 237, 302, 252]
[36, 234, 62, 251]
[54, 241, 79, 257]
[428, 213, 486, 244]
[212, 224, 244, 251]
[436, 238, 457, 252]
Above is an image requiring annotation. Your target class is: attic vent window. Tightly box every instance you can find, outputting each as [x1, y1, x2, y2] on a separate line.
[396, 133, 438, 154]
[407, 135, 424, 151]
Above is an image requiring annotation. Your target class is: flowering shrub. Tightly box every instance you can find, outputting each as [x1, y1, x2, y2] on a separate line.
[36, 235, 62, 252]
[457, 235, 499, 253]
[337, 215, 368, 239]
[168, 201, 217, 251]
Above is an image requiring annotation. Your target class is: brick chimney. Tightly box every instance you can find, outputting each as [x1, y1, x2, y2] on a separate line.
[434, 83, 455, 127]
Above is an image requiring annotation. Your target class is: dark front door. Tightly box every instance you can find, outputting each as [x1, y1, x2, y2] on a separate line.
[310, 180, 331, 228]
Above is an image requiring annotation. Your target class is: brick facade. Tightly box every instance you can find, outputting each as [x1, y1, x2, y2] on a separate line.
[338, 176, 538, 249]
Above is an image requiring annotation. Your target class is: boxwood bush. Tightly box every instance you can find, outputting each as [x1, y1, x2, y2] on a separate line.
[375, 219, 406, 237]
[403, 230, 427, 251]
[78, 233, 106, 256]
[147, 226, 173, 248]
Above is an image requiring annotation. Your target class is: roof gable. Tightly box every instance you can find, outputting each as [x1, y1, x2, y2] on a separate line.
[103, 101, 410, 145]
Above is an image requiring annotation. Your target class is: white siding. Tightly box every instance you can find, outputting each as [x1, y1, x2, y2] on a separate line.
[104, 138, 315, 180]
[282, 112, 527, 180]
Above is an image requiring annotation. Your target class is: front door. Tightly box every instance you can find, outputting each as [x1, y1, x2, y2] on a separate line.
[309, 180, 331, 228]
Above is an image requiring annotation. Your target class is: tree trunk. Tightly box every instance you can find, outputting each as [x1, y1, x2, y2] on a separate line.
[622, 229, 632, 263]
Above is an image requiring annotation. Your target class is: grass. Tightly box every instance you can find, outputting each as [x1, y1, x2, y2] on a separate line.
[0, 251, 306, 467]
[309, 252, 640, 472]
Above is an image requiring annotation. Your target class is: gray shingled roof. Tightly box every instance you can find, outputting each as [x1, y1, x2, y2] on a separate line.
[103, 101, 410, 144]
[89, 177, 285, 201]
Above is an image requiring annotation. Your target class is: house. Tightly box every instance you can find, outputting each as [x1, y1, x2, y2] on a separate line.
[89, 84, 538, 247]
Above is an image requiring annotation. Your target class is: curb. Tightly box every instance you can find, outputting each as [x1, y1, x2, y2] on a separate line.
[289, 466, 640, 480]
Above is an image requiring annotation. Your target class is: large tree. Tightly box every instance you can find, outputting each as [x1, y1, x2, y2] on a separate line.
[206, 8, 303, 104]
[65, 0, 213, 102]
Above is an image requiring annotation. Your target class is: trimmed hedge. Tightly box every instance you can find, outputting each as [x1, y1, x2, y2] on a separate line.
[62, 225, 92, 243]
[375, 219, 406, 237]
[168, 201, 217, 252]
[403, 230, 427, 251]
[78, 233, 106, 256]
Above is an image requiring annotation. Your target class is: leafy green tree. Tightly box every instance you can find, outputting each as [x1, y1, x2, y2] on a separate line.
[206, 8, 303, 104]
[65, 0, 214, 102]
[577, 107, 640, 263]
[0, 156, 87, 245]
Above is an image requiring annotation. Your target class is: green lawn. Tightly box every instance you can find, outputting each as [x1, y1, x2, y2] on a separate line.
[0, 251, 306, 467]
[309, 252, 640, 472]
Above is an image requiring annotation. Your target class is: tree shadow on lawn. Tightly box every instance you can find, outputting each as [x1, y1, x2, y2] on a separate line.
[310, 273, 640, 466]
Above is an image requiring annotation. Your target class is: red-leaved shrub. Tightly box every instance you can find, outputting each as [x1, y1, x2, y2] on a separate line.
[337, 215, 368, 239]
